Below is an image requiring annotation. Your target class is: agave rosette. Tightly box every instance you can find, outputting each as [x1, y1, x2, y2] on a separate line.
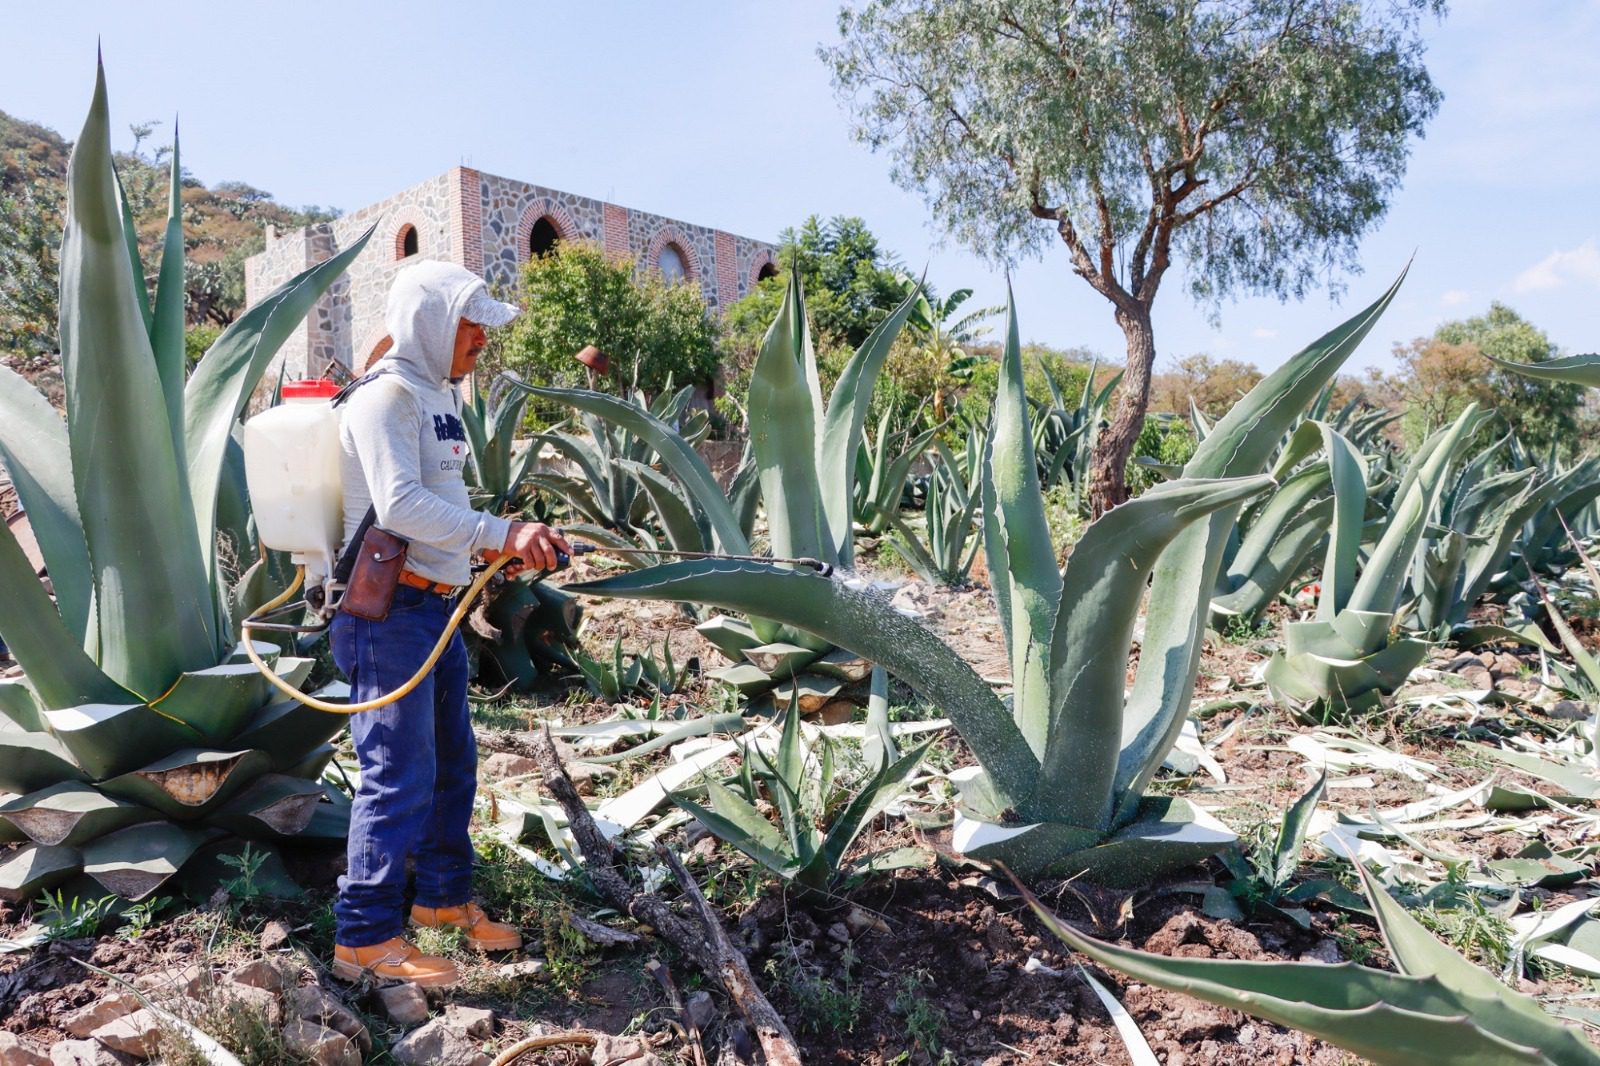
[0, 64, 373, 901]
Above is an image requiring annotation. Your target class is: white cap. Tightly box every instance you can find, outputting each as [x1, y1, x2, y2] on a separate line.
[461, 285, 520, 328]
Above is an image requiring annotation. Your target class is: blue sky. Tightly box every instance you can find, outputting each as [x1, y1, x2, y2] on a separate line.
[4, 1, 1596, 374]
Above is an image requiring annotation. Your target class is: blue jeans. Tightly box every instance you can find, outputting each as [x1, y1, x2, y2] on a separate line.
[330, 585, 477, 947]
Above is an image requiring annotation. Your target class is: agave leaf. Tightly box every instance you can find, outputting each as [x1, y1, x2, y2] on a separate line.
[0, 679, 43, 732]
[1036, 476, 1274, 828]
[82, 822, 216, 901]
[0, 843, 82, 901]
[150, 663, 270, 743]
[570, 560, 1039, 805]
[1485, 351, 1600, 389]
[983, 294, 1062, 756]
[517, 384, 748, 554]
[204, 774, 327, 839]
[61, 62, 216, 693]
[671, 781, 795, 878]
[0, 509, 129, 709]
[0, 366, 93, 642]
[617, 459, 708, 552]
[0, 730, 90, 794]
[98, 748, 271, 820]
[1471, 744, 1600, 801]
[43, 703, 204, 782]
[749, 271, 832, 565]
[1211, 498, 1332, 620]
[1118, 268, 1407, 809]
[151, 124, 187, 469]
[819, 279, 921, 566]
[1273, 771, 1326, 889]
[820, 738, 932, 872]
[184, 222, 378, 600]
[0, 783, 158, 848]
[1013, 869, 1600, 1066]
[1315, 424, 1368, 618]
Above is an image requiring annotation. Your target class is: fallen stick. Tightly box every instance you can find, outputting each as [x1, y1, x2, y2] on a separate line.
[529, 725, 802, 1066]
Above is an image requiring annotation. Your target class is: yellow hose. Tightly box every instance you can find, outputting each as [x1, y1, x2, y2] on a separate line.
[240, 555, 513, 715]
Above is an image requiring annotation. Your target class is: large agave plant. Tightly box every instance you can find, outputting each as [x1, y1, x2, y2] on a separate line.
[566, 280, 1405, 884]
[1265, 405, 1482, 717]
[0, 66, 371, 902]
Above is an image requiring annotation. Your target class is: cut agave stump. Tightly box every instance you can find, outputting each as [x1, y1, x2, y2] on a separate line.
[0, 62, 372, 901]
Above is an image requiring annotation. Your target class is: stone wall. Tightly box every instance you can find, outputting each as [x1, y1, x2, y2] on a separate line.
[245, 167, 773, 380]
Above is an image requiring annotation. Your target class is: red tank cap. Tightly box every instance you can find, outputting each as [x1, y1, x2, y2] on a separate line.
[281, 378, 341, 400]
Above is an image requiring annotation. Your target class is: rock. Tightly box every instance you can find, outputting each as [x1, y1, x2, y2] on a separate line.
[1551, 699, 1589, 720]
[216, 981, 281, 1026]
[684, 990, 715, 1032]
[391, 1019, 491, 1066]
[376, 982, 430, 1027]
[286, 986, 372, 1053]
[1297, 939, 1342, 964]
[259, 920, 292, 952]
[482, 752, 537, 779]
[132, 962, 206, 998]
[494, 959, 545, 980]
[0, 1032, 50, 1066]
[1457, 663, 1494, 690]
[1493, 652, 1523, 677]
[282, 1019, 361, 1066]
[61, 993, 142, 1038]
[589, 1035, 665, 1065]
[90, 1007, 164, 1056]
[825, 922, 850, 945]
[229, 957, 294, 993]
[444, 1004, 495, 1039]
[47, 1042, 134, 1066]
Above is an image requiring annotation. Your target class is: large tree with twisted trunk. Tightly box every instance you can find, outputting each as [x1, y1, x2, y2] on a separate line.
[823, 0, 1444, 512]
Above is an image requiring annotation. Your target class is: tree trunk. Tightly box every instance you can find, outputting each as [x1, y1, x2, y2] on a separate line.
[1088, 305, 1156, 516]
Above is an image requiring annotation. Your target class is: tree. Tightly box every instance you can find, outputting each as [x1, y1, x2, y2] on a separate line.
[823, 0, 1444, 512]
[1149, 353, 1264, 420]
[490, 240, 719, 404]
[1389, 303, 1585, 454]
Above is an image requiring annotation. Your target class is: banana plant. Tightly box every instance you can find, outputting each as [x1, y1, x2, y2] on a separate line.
[887, 427, 985, 586]
[1266, 406, 1482, 717]
[671, 697, 931, 898]
[1014, 856, 1600, 1066]
[525, 272, 923, 699]
[0, 64, 370, 902]
[569, 290, 1408, 884]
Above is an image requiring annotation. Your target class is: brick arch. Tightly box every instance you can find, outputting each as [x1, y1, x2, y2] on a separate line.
[749, 249, 778, 288]
[515, 198, 581, 262]
[389, 204, 430, 261]
[643, 223, 702, 284]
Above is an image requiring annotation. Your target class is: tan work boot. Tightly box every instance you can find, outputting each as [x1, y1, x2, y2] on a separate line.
[331, 936, 459, 986]
[410, 902, 522, 952]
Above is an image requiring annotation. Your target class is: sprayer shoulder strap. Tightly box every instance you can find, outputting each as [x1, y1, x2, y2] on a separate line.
[333, 506, 379, 585]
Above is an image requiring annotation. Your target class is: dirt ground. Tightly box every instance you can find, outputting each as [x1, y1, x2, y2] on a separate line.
[3, 551, 1598, 1065]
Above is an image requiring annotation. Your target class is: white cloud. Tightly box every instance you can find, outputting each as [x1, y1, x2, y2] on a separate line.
[1251, 327, 1278, 340]
[1513, 239, 1600, 293]
[1441, 289, 1470, 306]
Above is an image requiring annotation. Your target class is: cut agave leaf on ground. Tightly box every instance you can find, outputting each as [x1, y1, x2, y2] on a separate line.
[1471, 744, 1600, 801]
[82, 822, 217, 900]
[99, 748, 272, 820]
[1078, 965, 1161, 1066]
[0, 842, 82, 901]
[0, 782, 159, 847]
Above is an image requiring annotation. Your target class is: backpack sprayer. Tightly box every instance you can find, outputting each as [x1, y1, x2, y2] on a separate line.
[237, 376, 830, 716]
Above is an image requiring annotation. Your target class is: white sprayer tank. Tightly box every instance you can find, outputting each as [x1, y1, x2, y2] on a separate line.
[242, 378, 344, 579]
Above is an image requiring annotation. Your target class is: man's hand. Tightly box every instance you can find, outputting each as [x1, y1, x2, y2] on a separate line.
[485, 522, 572, 578]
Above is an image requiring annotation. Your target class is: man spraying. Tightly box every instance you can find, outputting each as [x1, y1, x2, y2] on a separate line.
[329, 260, 568, 987]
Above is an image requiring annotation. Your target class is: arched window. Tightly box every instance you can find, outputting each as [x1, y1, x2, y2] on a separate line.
[396, 224, 419, 259]
[756, 261, 778, 282]
[658, 242, 687, 283]
[528, 216, 560, 258]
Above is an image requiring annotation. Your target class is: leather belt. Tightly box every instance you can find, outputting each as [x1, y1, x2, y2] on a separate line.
[397, 569, 459, 595]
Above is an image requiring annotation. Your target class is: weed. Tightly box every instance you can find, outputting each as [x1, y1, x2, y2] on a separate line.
[767, 944, 864, 1036]
[1219, 613, 1271, 645]
[892, 970, 948, 1058]
[117, 896, 172, 940]
[35, 889, 117, 941]
[156, 974, 296, 1066]
[1327, 914, 1379, 966]
[219, 843, 269, 902]
[1417, 894, 1513, 968]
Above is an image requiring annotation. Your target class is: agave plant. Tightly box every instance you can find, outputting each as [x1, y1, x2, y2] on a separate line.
[526, 272, 922, 700]
[461, 369, 548, 519]
[0, 66, 371, 902]
[853, 406, 942, 535]
[567, 280, 1408, 883]
[886, 426, 985, 586]
[1265, 406, 1482, 717]
[671, 697, 930, 898]
[1016, 854, 1600, 1065]
[1033, 360, 1122, 502]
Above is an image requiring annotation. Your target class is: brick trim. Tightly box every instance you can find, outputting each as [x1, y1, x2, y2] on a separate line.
[450, 166, 484, 274]
[603, 203, 630, 259]
[388, 204, 431, 261]
[643, 223, 701, 284]
[714, 232, 737, 308]
[515, 198, 582, 263]
[749, 248, 778, 289]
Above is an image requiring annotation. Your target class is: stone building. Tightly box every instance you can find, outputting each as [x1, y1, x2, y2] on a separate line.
[244, 166, 778, 379]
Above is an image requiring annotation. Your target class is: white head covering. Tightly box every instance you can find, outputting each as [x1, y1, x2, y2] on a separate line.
[378, 261, 519, 389]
